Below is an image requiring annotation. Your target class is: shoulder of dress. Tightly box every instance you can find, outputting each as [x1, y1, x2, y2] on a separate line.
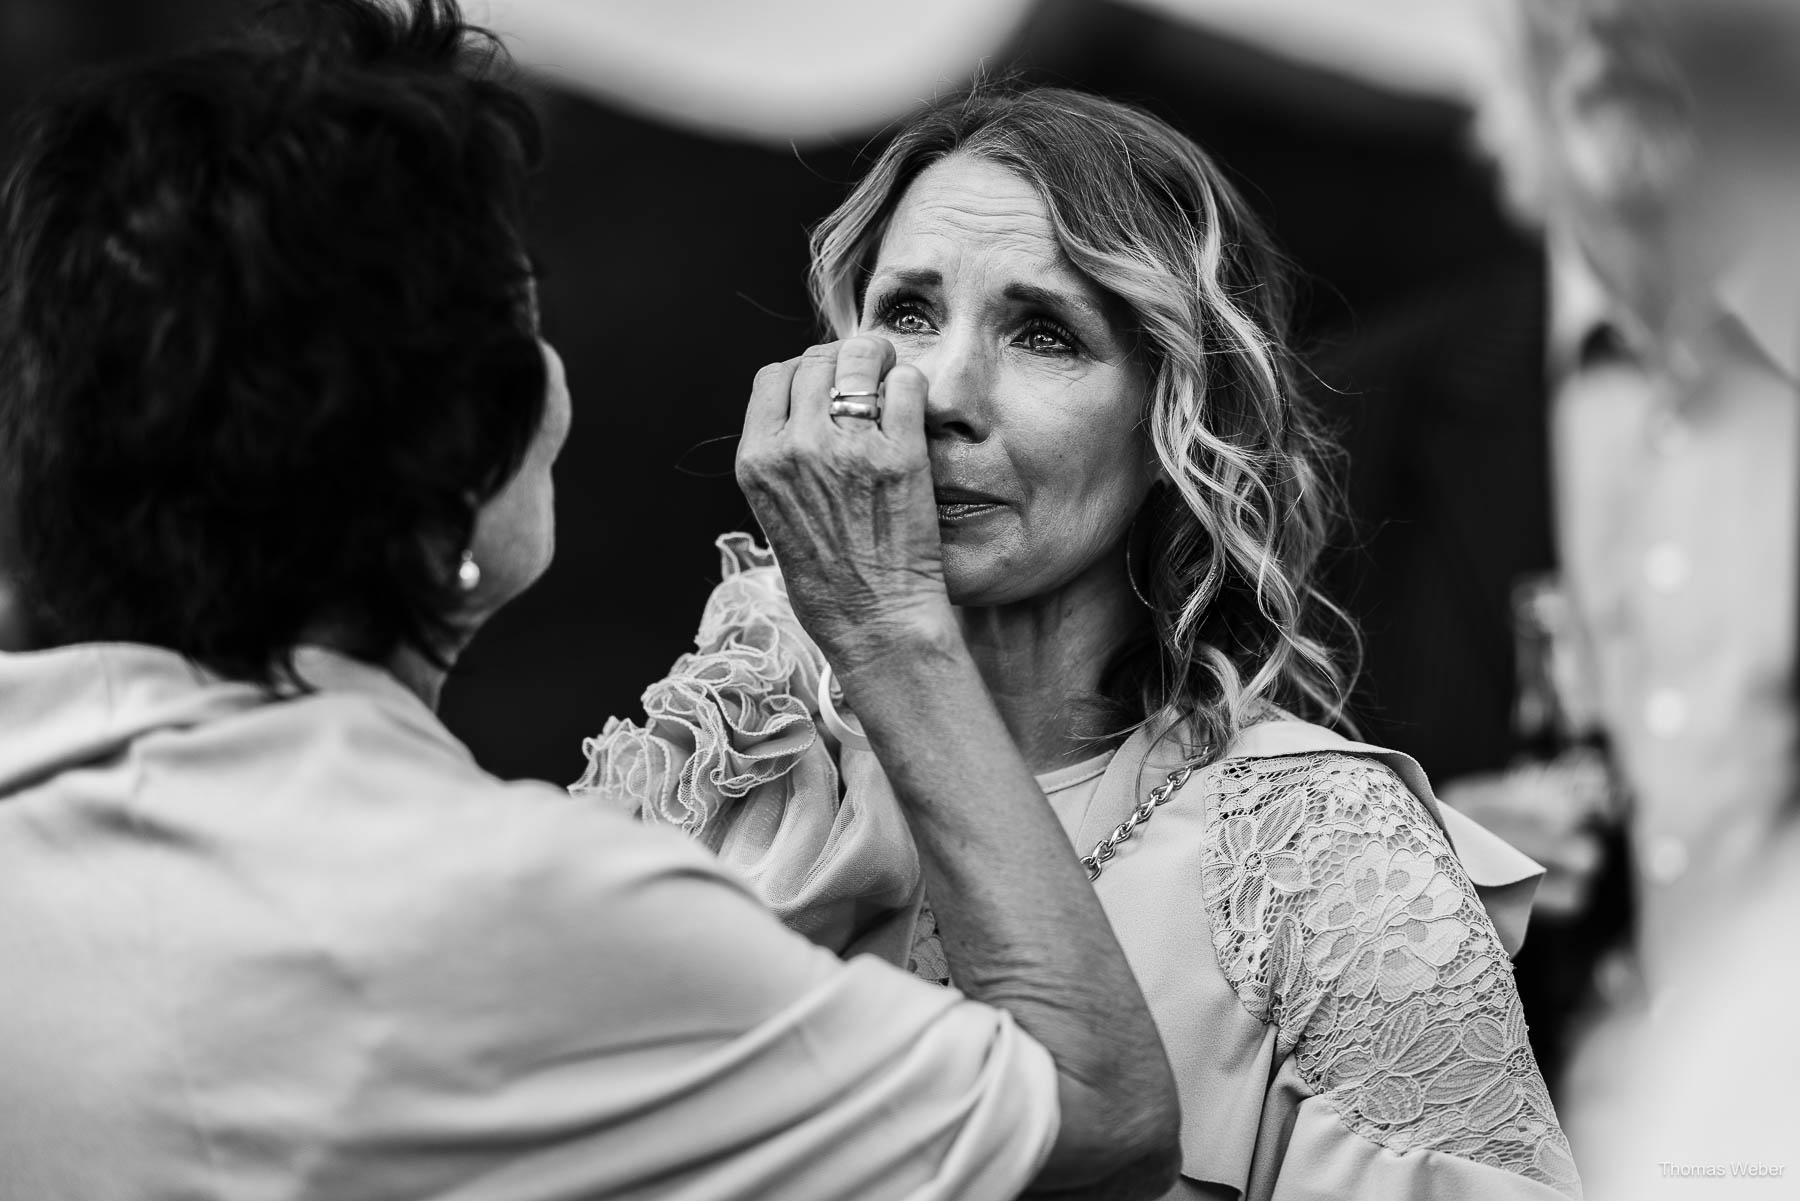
[1196, 750, 1581, 1197]
[1197, 751, 1465, 1033]
[1201, 750, 1426, 834]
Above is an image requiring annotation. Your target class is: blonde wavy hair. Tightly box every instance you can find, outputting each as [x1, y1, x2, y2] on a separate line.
[809, 83, 1355, 760]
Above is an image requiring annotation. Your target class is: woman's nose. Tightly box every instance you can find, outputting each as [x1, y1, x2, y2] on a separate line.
[907, 331, 991, 444]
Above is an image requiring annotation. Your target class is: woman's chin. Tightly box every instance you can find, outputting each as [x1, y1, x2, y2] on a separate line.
[942, 547, 1037, 609]
[942, 572, 982, 609]
[941, 550, 1002, 609]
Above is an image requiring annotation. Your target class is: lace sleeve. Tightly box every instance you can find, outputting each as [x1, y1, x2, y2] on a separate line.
[1200, 753, 1581, 1198]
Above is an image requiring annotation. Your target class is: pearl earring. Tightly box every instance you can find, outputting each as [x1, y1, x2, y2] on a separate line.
[456, 550, 481, 592]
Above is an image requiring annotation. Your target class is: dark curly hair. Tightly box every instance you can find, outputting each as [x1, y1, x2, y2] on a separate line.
[0, 0, 546, 684]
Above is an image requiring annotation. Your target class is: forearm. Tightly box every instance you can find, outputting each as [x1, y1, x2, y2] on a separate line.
[834, 617, 1181, 1196]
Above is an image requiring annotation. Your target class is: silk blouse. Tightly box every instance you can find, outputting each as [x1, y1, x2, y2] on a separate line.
[0, 642, 1058, 1200]
[583, 534, 1584, 1201]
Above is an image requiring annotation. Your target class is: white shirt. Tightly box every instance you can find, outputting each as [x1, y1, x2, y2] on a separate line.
[1548, 231, 1800, 987]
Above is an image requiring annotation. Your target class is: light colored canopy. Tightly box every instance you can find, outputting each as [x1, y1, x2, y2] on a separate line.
[479, 0, 1498, 145]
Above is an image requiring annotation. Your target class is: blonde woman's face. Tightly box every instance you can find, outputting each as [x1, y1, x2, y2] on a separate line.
[860, 154, 1156, 608]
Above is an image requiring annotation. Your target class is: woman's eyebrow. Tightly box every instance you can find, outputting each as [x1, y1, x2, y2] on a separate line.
[868, 267, 942, 291]
[1003, 281, 1105, 325]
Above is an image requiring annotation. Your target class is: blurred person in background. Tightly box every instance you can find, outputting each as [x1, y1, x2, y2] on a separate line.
[1317, 0, 1800, 1118]
[584, 83, 1580, 1201]
[0, 2, 1187, 1197]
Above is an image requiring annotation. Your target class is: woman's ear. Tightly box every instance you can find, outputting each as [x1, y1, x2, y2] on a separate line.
[1145, 444, 1173, 489]
[1138, 373, 1172, 489]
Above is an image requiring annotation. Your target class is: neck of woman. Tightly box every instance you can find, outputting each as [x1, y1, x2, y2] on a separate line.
[956, 551, 1148, 776]
[385, 643, 451, 710]
[300, 618, 463, 712]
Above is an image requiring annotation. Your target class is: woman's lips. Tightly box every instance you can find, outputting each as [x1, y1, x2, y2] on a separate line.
[936, 500, 1002, 523]
[934, 486, 1005, 524]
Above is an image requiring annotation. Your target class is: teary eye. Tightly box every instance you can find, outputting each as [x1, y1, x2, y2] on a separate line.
[872, 295, 935, 335]
[1015, 317, 1080, 356]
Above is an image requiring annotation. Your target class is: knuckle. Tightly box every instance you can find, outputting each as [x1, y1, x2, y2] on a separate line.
[837, 334, 891, 368]
[869, 452, 909, 482]
[736, 439, 786, 476]
[801, 343, 840, 365]
[784, 440, 819, 470]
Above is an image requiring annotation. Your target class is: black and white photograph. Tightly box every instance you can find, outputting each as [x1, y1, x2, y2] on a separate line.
[0, 1, 1794, 1198]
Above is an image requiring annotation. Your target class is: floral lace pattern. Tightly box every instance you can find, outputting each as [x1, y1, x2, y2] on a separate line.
[572, 534, 827, 837]
[1200, 753, 1581, 1197]
[907, 901, 952, 987]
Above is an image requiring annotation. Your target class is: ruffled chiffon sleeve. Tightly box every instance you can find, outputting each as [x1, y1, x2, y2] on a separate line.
[571, 533, 922, 961]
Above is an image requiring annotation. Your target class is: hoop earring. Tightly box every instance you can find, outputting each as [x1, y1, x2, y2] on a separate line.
[456, 549, 482, 592]
[1129, 506, 1225, 615]
[1125, 511, 1153, 610]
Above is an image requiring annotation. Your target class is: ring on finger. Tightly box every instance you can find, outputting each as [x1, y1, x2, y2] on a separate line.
[827, 399, 881, 422]
[827, 385, 882, 423]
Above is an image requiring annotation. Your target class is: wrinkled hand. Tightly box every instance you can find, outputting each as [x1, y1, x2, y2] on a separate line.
[1438, 752, 1616, 919]
[736, 335, 950, 676]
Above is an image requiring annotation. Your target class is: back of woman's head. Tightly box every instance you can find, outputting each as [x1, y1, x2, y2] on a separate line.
[0, 0, 546, 684]
[812, 83, 1353, 754]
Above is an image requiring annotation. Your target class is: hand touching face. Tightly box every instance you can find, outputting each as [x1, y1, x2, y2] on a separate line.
[735, 334, 949, 674]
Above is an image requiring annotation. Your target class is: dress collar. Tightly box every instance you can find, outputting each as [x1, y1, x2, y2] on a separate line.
[289, 644, 433, 711]
[286, 645, 470, 758]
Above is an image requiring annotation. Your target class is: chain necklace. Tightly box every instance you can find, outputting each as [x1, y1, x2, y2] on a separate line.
[1080, 752, 1209, 881]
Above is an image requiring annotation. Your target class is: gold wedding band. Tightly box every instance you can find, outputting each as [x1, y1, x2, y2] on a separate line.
[827, 385, 880, 400]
